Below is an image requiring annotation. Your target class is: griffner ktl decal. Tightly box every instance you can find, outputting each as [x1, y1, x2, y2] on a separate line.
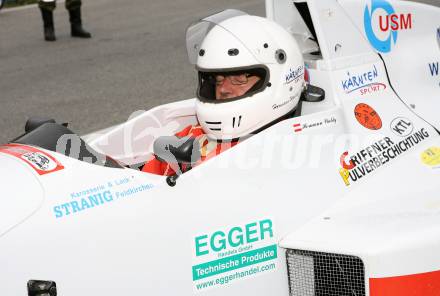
[339, 128, 430, 186]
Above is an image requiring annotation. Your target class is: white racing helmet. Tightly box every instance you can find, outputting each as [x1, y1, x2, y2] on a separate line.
[186, 10, 305, 140]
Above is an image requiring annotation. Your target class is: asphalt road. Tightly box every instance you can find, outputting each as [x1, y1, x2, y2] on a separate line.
[0, 0, 265, 143]
[0, 0, 438, 144]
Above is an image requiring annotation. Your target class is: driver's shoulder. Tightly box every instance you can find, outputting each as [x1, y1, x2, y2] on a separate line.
[175, 124, 204, 138]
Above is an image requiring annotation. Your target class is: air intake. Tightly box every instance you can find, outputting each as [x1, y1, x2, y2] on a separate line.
[286, 249, 365, 296]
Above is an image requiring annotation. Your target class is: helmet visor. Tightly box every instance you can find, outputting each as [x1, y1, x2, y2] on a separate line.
[198, 66, 269, 102]
[186, 9, 248, 65]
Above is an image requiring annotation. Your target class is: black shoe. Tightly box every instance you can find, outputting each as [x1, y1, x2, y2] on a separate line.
[69, 8, 92, 38]
[44, 26, 56, 41]
[71, 24, 92, 38]
[40, 8, 56, 41]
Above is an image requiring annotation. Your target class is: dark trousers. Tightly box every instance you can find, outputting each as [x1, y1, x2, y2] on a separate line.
[38, 0, 81, 11]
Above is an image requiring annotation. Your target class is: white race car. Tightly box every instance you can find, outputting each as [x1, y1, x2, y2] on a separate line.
[1, 0, 440, 295]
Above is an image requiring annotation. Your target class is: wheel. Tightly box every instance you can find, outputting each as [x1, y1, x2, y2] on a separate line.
[0, 0, 4, 11]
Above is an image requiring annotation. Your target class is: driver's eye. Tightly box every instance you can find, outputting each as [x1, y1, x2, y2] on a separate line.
[215, 75, 225, 84]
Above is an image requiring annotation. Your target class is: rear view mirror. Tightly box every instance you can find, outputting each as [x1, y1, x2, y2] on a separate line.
[301, 84, 325, 102]
[153, 136, 201, 165]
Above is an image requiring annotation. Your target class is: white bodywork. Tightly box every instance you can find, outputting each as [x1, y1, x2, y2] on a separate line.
[1, 0, 439, 295]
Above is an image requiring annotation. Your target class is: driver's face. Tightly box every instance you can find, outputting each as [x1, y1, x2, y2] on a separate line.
[215, 74, 261, 100]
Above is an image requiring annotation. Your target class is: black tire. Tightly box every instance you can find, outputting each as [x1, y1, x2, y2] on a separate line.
[0, 0, 4, 11]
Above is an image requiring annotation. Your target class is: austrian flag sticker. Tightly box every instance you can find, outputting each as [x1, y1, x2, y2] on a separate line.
[293, 123, 302, 133]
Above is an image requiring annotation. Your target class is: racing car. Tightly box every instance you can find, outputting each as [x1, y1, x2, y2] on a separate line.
[1, 0, 440, 295]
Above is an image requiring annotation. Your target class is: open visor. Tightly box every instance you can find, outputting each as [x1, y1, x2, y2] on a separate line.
[197, 66, 269, 102]
[186, 9, 247, 65]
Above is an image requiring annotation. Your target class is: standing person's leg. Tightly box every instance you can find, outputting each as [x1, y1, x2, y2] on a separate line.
[66, 0, 91, 38]
[38, 0, 56, 41]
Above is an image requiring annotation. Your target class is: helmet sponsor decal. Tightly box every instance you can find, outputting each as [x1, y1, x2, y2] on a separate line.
[420, 146, 440, 169]
[272, 96, 296, 110]
[192, 219, 277, 291]
[354, 103, 382, 130]
[0, 144, 64, 175]
[284, 65, 304, 85]
[364, 0, 412, 53]
[339, 128, 431, 186]
[341, 65, 386, 95]
[53, 178, 154, 219]
[292, 116, 337, 133]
